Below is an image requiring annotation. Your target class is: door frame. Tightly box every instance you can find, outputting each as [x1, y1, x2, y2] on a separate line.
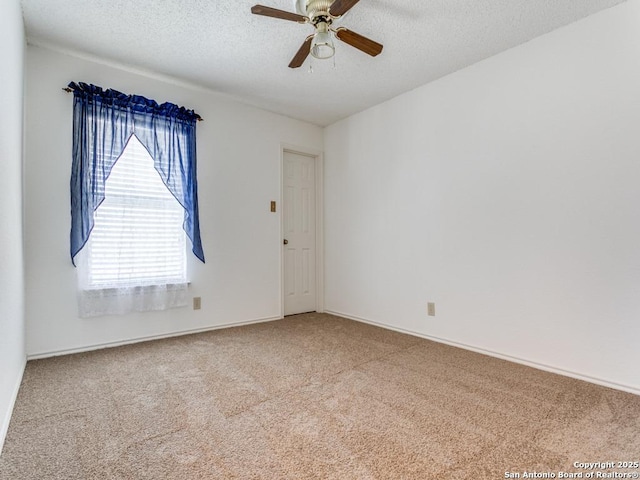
[280, 143, 324, 317]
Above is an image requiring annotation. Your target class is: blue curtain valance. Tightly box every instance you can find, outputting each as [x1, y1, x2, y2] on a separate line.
[69, 81, 205, 265]
[68, 82, 202, 122]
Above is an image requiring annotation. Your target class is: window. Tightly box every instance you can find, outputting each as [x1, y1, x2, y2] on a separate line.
[68, 82, 204, 318]
[83, 134, 187, 289]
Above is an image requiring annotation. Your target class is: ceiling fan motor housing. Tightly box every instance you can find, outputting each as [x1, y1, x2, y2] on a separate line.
[296, 0, 334, 22]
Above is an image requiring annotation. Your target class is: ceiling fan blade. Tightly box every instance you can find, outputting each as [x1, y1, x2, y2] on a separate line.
[251, 5, 307, 22]
[289, 35, 314, 68]
[329, 0, 361, 17]
[335, 28, 383, 56]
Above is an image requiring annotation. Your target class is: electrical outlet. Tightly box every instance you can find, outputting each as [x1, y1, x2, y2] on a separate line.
[427, 302, 435, 316]
[193, 297, 201, 310]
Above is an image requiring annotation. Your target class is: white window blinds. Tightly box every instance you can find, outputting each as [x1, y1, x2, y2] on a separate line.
[84, 134, 187, 289]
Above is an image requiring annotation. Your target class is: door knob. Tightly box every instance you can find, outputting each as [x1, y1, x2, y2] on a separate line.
[283, 239, 289, 245]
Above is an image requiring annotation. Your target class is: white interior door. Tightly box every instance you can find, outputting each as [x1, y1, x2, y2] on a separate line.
[283, 151, 316, 316]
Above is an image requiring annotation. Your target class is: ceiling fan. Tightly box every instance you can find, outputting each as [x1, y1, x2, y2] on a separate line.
[251, 0, 383, 68]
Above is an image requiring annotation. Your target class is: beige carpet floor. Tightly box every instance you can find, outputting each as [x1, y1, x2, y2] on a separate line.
[1, 313, 639, 479]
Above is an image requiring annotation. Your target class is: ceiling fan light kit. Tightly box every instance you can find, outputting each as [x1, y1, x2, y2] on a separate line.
[251, 0, 383, 68]
[310, 23, 335, 59]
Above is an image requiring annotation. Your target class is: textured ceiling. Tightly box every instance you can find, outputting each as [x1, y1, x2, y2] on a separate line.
[21, 0, 627, 126]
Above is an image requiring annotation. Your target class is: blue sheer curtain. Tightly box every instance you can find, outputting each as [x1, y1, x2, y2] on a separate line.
[69, 82, 205, 265]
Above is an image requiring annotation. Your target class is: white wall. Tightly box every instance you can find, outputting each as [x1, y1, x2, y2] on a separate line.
[24, 46, 323, 357]
[324, 1, 640, 393]
[0, 0, 26, 453]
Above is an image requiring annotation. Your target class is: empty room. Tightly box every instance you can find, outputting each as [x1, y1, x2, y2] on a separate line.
[1, 0, 639, 478]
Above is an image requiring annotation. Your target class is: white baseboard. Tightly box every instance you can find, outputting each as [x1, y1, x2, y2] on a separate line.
[325, 309, 640, 397]
[27, 315, 283, 360]
[0, 358, 26, 456]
